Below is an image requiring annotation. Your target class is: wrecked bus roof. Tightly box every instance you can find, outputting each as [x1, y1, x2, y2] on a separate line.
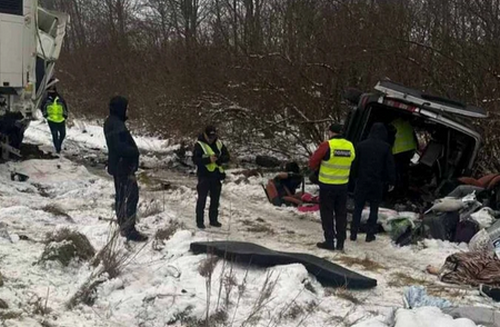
[374, 80, 488, 119]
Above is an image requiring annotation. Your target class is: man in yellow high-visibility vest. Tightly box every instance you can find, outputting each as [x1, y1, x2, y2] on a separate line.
[192, 125, 230, 229]
[309, 124, 355, 251]
[390, 117, 418, 195]
[41, 82, 68, 154]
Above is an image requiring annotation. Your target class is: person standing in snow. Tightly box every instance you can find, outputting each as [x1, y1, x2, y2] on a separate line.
[41, 80, 68, 154]
[103, 96, 148, 242]
[390, 117, 417, 195]
[192, 125, 230, 229]
[350, 123, 396, 242]
[309, 124, 355, 251]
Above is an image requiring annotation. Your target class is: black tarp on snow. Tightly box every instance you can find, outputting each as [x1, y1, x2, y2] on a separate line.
[190, 241, 377, 290]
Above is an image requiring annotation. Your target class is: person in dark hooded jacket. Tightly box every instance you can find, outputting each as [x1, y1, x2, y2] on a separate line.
[192, 125, 230, 229]
[350, 123, 396, 242]
[103, 96, 148, 242]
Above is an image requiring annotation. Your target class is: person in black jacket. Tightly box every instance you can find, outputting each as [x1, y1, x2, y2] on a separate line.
[350, 123, 396, 242]
[103, 96, 148, 242]
[41, 82, 68, 154]
[192, 125, 230, 229]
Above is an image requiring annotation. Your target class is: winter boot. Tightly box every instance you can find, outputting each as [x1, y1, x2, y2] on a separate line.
[125, 229, 149, 242]
[350, 233, 357, 241]
[316, 241, 335, 251]
[197, 223, 206, 229]
[210, 221, 222, 228]
[336, 239, 345, 251]
[365, 234, 376, 243]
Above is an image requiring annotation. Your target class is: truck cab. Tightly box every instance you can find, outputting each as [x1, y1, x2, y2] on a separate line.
[344, 80, 487, 200]
[0, 0, 68, 158]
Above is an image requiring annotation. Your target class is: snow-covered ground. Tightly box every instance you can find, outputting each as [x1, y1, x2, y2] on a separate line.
[0, 120, 495, 326]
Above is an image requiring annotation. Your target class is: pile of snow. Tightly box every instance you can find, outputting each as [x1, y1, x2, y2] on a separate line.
[353, 307, 478, 327]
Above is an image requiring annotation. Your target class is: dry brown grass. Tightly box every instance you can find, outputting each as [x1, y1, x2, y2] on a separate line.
[337, 255, 385, 272]
[387, 272, 431, 288]
[427, 286, 465, 299]
[138, 199, 163, 218]
[198, 256, 220, 278]
[42, 204, 73, 222]
[155, 221, 186, 241]
[68, 229, 148, 309]
[0, 310, 22, 321]
[239, 219, 275, 235]
[324, 287, 364, 305]
[335, 288, 364, 305]
[41, 229, 96, 266]
[28, 292, 52, 316]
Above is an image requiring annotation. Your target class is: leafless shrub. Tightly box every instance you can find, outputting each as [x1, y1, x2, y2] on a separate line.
[28, 291, 52, 316]
[67, 228, 148, 309]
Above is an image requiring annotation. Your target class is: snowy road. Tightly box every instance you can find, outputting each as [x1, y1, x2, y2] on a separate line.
[0, 120, 494, 326]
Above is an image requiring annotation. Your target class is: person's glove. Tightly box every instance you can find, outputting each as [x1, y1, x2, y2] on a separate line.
[388, 185, 395, 192]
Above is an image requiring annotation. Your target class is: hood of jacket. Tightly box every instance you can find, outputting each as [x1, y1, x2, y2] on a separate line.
[197, 133, 218, 144]
[368, 123, 388, 142]
[109, 96, 128, 121]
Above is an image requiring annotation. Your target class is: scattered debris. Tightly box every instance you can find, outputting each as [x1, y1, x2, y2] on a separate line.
[10, 171, 29, 182]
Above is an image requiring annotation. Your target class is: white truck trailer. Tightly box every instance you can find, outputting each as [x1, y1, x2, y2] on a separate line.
[0, 0, 68, 159]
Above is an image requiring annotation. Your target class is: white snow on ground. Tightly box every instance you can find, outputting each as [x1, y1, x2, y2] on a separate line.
[0, 120, 496, 326]
[25, 119, 179, 155]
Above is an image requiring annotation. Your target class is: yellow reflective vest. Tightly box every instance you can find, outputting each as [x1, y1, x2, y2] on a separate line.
[392, 118, 416, 154]
[197, 140, 224, 173]
[46, 97, 65, 123]
[319, 138, 355, 185]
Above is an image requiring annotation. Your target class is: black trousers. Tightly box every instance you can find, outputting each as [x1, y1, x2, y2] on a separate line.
[113, 174, 139, 233]
[394, 151, 413, 194]
[351, 185, 382, 237]
[319, 184, 348, 242]
[48, 121, 66, 153]
[196, 177, 222, 225]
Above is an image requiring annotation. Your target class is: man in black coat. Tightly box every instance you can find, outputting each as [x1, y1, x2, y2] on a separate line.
[192, 125, 230, 229]
[350, 123, 396, 242]
[103, 96, 148, 242]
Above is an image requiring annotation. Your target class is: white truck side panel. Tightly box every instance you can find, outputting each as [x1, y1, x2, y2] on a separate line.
[0, 14, 24, 87]
[24, 0, 36, 87]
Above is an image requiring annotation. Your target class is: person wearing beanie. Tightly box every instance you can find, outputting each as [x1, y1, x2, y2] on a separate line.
[103, 96, 148, 242]
[309, 123, 355, 251]
[41, 80, 68, 154]
[192, 125, 230, 229]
